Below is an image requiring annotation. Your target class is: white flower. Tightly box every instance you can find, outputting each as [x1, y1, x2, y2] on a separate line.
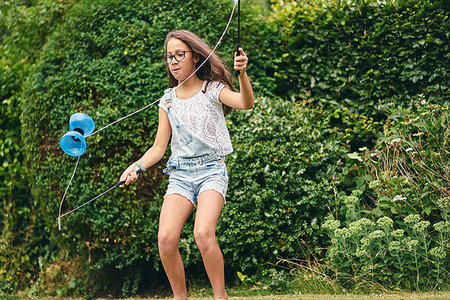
[405, 239, 419, 250]
[405, 147, 413, 152]
[335, 228, 351, 239]
[355, 218, 374, 228]
[323, 219, 341, 232]
[369, 180, 381, 189]
[344, 195, 359, 207]
[393, 195, 407, 202]
[369, 230, 385, 239]
[436, 197, 449, 212]
[433, 221, 447, 233]
[361, 236, 371, 248]
[356, 248, 369, 258]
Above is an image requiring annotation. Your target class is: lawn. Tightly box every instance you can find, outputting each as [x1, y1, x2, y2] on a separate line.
[125, 293, 449, 300]
[3, 292, 449, 300]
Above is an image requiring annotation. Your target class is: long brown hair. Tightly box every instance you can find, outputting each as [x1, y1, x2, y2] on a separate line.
[164, 30, 235, 114]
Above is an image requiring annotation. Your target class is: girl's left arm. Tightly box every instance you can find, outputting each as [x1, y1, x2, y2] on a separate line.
[219, 47, 254, 110]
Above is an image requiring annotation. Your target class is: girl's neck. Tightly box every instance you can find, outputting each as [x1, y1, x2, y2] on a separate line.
[175, 76, 204, 99]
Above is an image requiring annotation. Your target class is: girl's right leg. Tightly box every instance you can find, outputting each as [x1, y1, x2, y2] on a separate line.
[158, 194, 194, 300]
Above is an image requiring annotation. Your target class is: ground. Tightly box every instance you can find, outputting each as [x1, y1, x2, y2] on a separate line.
[114, 292, 449, 300]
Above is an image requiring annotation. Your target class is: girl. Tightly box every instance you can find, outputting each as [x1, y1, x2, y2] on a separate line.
[120, 30, 254, 300]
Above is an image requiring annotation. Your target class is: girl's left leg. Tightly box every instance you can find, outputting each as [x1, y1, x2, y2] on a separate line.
[194, 190, 228, 300]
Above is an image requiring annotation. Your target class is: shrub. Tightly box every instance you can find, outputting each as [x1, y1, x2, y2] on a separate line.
[221, 95, 348, 275]
[0, 0, 74, 293]
[267, 0, 449, 150]
[323, 100, 449, 291]
[324, 212, 449, 291]
[365, 100, 449, 221]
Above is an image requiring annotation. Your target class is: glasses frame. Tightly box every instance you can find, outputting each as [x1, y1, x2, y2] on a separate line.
[164, 50, 194, 64]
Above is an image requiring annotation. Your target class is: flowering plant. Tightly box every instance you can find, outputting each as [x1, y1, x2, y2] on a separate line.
[323, 100, 449, 291]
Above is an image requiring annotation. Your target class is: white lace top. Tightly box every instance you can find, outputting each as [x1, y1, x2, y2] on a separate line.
[159, 81, 233, 156]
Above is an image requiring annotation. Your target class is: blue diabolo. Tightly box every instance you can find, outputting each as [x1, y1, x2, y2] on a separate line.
[60, 113, 95, 157]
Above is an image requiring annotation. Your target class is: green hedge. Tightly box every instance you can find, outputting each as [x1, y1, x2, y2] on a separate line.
[267, 0, 449, 149]
[264, 0, 449, 291]
[0, 0, 74, 293]
[222, 95, 347, 274]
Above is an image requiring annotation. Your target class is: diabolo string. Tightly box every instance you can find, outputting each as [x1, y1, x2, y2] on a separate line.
[57, 0, 240, 229]
[237, 0, 240, 48]
[235, 0, 241, 76]
[58, 156, 80, 230]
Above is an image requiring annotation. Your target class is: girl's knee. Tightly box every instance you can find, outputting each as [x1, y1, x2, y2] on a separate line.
[158, 231, 179, 254]
[194, 227, 216, 251]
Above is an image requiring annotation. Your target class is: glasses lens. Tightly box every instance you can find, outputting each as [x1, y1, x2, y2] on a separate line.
[164, 51, 191, 64]
[175, 52, 185, 61]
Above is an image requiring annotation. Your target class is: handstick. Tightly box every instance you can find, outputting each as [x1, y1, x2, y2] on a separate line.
[57, 169, 143, 228]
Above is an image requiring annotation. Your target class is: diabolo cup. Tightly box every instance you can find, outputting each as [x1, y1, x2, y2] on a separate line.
[60, 113, 95, 157]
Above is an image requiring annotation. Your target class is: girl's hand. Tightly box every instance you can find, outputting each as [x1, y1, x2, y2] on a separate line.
[234, 47, 248, 74]
[119, 164, 141, 187]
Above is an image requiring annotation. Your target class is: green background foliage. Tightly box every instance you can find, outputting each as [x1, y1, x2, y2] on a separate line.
[267, 0, 449, 151]
[1, 0, 449, 296]
[222, 96, 347, 274]
[0, 0, 75, 292]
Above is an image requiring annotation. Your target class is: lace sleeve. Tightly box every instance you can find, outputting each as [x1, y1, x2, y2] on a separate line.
[158, 98, 167, 113]
[207, 81, 227, 105]
[158, 88, 172, 113]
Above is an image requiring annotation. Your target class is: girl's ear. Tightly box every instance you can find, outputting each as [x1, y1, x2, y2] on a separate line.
[193, 53, 200, 64]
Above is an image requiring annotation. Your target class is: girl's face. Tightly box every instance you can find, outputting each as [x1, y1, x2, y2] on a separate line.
[166, 38, 198, 82]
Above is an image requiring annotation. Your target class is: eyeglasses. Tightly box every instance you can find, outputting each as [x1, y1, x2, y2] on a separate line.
[163, 51, 193, 64]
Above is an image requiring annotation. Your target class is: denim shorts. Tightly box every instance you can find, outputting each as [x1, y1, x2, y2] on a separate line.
[163, 154, 228, 206]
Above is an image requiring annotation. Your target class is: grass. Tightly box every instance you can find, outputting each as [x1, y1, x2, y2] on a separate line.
[3, 293, 450, 300]
[135, 293, 449, 300]
[3, 261, 448, 300]
[2, 286, 450, 300]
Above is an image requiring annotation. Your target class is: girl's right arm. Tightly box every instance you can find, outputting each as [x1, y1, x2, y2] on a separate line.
[119, 107, 171, 186]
